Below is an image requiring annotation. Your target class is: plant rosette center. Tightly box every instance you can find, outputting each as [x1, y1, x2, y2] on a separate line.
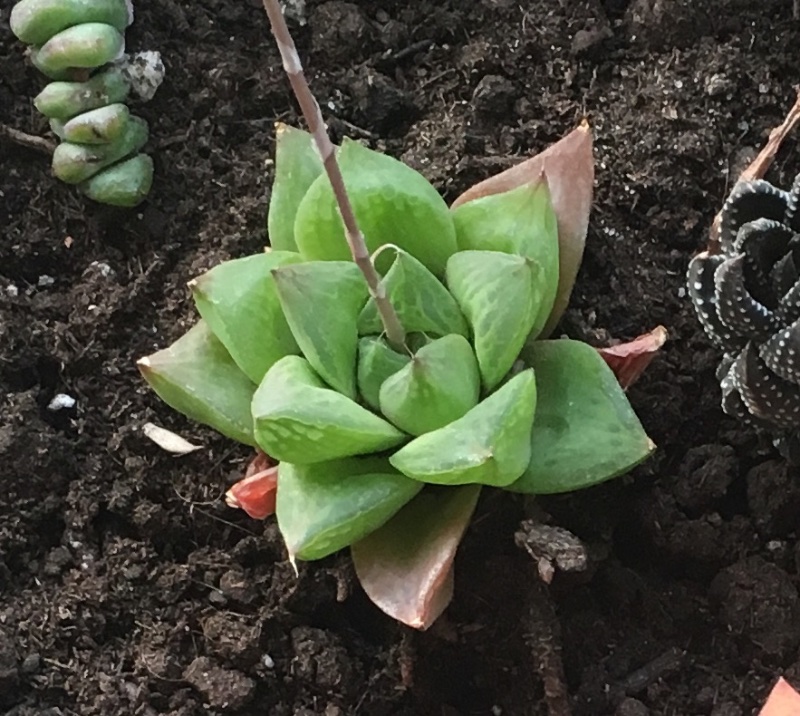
[138, 124, 655, 629]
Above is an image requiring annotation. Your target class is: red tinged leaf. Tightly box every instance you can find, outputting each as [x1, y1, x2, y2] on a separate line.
[759, 677, 800, 716]
[452, 122, 594, 336]
[597, 325, 668, 390]
[225, 450, 279, 519]
[351, 485, 481, 630]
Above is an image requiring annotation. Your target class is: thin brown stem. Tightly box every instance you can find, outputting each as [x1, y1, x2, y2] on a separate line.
[261, 0, 406, 350]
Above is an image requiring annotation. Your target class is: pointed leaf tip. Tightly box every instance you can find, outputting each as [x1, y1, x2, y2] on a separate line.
[351, 484, 481, 630]
[452, 124, 594, 336]
[759, 677, 800, 716]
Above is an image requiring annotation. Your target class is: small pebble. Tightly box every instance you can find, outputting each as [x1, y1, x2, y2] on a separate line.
[47, 394, 76, 411]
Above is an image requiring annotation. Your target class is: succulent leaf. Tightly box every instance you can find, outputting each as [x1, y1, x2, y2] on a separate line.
[451, 181, 559, 339]
[79, 153, 153, 207]
[251, 356, 406, 464]
[351, 484, 481, 630]
[389, 369, 537, 487]
[379, 334, 480, 436]
[33, 68, 130, 121]
[508, 340, 654, 494]
[275, 458, 423, 561]
[137, 321, 257, 446]
[357, 250, 468, 338]
[267, 124, 325, 252]
[53, 102, 130, 144]
[11, 0, 131, 45]
[446, 250, 540, 391]
[33, 22, 125, 78]
[52, 115, 148, 184]
[190, 251, 304, 384]
[294, 138, 458, 276]
[719, 179, 791, 253]
[451, 123, 593, 336]
[273, 261, 368, 399]
[357, 337, 410, 411]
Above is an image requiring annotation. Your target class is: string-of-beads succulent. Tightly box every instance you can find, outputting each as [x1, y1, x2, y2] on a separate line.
[10, 0, 155, 207]
[687, 173, 800, 459]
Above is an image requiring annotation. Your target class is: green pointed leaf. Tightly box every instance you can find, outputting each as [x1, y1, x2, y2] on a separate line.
[452, 124, 594, 337]
[267, 124, 325, 252]
[190, 251, 304, 384]
[446, 250, 540, 391]
[452, 181, 558, 340]
[357, 250, 468, 338]
[273, 261, 368, 399]
[357, 337, 410, 411]
[351, 484, 481, 630]
[276, 457, 423, 561]
[508, 340, 655, 494]
[389, 369, 536, 487]
[137, 321, 256, 446]
[379, 335, 479, 436]
[294, 138, 458, 276]
[252, 356, 406, 464]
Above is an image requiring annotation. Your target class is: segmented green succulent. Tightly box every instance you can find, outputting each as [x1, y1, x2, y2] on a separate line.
[138, 125, 654, 627]
[10, 0, 155, 207]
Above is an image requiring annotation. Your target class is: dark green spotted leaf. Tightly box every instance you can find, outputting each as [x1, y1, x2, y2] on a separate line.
[137, 320, 256, 446]
[358, 250, 468, 338]
[508, 340, 655, 494]
[276, 457, 423, 562]
[451, 181, 558, 339]
[252, 356, 406, 464]
[294, 138, 458, 276]
[379, 334, 480, 436]
[446, 250, 540, 391]
[267, 124, 325, 252]
[273, 261, 368, 399]
[190, 251, 303, 384]
[389, 369, 537, 487]
[357, 336, 411, 411]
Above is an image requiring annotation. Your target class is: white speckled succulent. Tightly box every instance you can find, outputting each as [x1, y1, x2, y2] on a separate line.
[688, 174, 800, 457]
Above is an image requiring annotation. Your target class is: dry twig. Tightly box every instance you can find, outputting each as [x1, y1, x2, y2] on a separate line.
[260, 0, 406, 350]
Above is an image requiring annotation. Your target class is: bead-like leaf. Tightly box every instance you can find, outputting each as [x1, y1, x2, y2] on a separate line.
[294, 138, 458, 276]
[276, 458, 423, 561]
[452, 123, 593, 336]
[357, 250, 468, 338]
[451, 181, 559, 339]
[508, 340, 654, 494]
[52, 116, 148, 184]
[356, 337, 410, 411]
[34, 68, 130, 121]
[351, 484, 481, 630]
[137, 321, 257, 446]
[33, 23, 125, 78]
[273, 261, 368, 399]
[446, 250, 540, 391]
[379, 335, 480, 436]
[389, 369, 537, 487]
[267, 124, 325, 252]
[252, 356, 406, 464]
[190, 251, 304, 384]
[79, 154, 153, 208]
[11, 0, 131, 45]
[52, 103, 130, 145]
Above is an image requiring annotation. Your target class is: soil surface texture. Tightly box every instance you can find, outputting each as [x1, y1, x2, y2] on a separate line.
[3, 1, 800, 714]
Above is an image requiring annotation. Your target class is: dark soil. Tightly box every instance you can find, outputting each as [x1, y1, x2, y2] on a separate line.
[2, 1, 800, 714]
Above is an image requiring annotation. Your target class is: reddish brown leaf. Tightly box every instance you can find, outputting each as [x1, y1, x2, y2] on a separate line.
[351, 485, 481, 630]
[597, 325, 667, 390]
[225, 450, 279, 519]
[759, 677, 800, 716]
[452, 121, 594, 336]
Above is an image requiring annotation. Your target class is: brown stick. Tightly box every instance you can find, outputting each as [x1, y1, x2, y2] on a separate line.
[0, 123, 56, 155]
[261, 0, 406, 350]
